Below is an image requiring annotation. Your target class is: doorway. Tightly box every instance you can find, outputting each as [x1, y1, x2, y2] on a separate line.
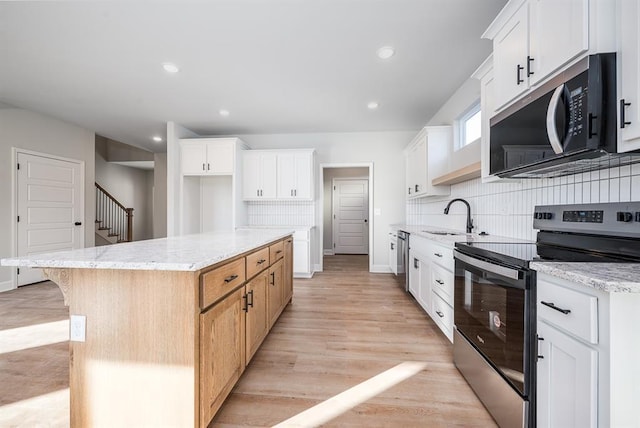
[332, 178, 369, 254]
[319, 164, 373, 273]
[14, 150, 84, 286]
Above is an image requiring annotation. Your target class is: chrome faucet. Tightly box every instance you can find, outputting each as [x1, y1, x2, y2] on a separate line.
[444, 198, 474, 234]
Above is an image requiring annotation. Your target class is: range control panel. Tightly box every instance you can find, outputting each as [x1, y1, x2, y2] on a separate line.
[533, 202, 640, 238]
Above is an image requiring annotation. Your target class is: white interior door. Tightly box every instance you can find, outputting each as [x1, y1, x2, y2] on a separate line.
[17, 152, 84, 286]
[332, 179, 369, 254]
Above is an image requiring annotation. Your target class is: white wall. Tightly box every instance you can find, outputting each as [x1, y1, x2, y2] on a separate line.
[322, 167, 369, 252]
[95, 138, 154, 241]
[0, 108, 95, 290]
[153, 153, 167, 238]
[166, 122, 199, 237]
[238, 131, 413, 272]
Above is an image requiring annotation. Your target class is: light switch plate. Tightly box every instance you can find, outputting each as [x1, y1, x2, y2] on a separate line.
[70, 315, 86, 342]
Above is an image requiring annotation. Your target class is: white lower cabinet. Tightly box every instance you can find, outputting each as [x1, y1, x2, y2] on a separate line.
[536, 320, 598, 428]
[408, 234, 454, 342]
[292, 229, 312, 278]
[536, 272, 640, 428]
[388, 231, 398, 275]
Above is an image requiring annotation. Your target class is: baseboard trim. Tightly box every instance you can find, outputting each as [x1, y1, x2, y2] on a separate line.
[0, 279, 16, 293]
[323, 249, 335, 256]
[370, 264, 392, 274]
[294, 272, 314, 279]
[313, 264, 322, 273]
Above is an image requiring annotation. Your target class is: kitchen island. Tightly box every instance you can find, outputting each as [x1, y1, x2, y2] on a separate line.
[1, 230, 294, 428]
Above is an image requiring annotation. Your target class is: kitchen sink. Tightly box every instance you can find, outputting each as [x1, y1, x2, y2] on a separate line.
[422, 230, 464, 235]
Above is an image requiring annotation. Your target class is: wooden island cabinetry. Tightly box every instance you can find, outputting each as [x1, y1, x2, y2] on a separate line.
[1, 231, 294, 428]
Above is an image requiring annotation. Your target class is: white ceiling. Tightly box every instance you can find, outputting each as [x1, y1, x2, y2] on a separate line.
[0, 0, 505, 153]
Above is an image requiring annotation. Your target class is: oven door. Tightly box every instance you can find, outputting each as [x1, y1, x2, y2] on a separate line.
[453, 250, 535, 398]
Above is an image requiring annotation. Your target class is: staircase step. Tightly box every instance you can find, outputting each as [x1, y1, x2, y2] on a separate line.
[98, 227, 110, 231]
[108, 233, 119, 237]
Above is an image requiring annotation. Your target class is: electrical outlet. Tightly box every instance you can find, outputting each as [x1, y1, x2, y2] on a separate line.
[70, 315, 86, 342]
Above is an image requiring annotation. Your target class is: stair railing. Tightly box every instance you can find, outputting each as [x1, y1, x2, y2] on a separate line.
[95, 182, 134, 242]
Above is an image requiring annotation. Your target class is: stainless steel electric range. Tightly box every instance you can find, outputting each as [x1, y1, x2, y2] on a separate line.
[452, 202, 640, 428]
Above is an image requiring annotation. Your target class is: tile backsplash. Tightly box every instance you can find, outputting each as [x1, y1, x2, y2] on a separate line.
[407, 163, 640, 241]
[247, 201, 314, 226]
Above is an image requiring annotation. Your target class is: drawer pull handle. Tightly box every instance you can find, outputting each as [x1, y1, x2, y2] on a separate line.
[541, 301, 571, 315]
[276, 250, 282, 254]
[436, 310, 444, 318]
[435, 279, 444, 285]
[414, 258, 419, 269]
[224, 274, 239, 283]
[270, 272, 275, 285]
[243, 294, 249, 312]
[248, 290, 254, 307]
[257, 259, 266, 265]
[434, 253, 442, 258]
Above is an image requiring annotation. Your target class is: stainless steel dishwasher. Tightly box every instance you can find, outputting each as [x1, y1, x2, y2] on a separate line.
[396, 231, 409, 291]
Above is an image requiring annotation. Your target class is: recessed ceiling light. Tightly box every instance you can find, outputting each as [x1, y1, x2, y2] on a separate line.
[152, 136, 162, 142]
[376, 46, 395, 60]
[162, 63, 180, 73]
[219, 109, 230, 117]
[367, 101, 379, 110]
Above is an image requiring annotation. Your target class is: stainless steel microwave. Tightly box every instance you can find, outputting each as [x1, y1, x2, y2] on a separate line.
[489, 53, 626, 178]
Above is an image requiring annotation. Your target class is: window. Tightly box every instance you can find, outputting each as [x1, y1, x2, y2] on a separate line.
[456, 102, 481, 150]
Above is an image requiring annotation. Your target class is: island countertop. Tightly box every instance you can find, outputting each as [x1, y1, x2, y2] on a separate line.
[0, 229, 294, 272]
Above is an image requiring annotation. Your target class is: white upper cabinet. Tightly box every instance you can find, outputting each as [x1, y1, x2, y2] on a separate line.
[243, 151, 277, 199]
[405, 126, 451, 199]
[492, 1, 530, 109]
[243, 149, 315, 201]
[529, 0, 589, 85]
[180, 138, 235, 175]
[276, 150, 314, 200]
[618, 0, 640, 151]
[485, 0, 614, 112]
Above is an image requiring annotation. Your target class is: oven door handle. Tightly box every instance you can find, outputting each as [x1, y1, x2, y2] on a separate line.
[454, 250, 521, 280]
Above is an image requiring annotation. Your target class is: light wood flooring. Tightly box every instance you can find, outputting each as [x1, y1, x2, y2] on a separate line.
[0, 256, 495, 427]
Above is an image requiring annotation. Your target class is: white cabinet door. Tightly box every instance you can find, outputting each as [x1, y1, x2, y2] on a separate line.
[537, 321, 598, 428]
[618, 0, 640, 150]
[417, 257, 432, 316]
[242, 152, 277, 199]
[181, 141, 208, 175]
[405, 127, 451, 199]
[206, 141, 234, 175]
[388, 234, 398, 275]
[276, 152, 313, 199]
[293, 238, 309, 275]
[408, 250, 420, 298]
[529, 0, 589, 85]
[493, 1, 530, 109]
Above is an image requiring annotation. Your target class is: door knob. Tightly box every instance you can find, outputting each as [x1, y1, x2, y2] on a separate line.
[74, 222, 82, 226]
[364, 219, 368, 223]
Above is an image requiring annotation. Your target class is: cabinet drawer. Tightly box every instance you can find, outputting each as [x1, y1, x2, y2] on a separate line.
[246, 247, 270, 279]
[431, 263, 454, 305]
[427, 242, 454, 268]
[201, 258, 246, 309]
[431, 292, 453, 341]
[537, 280, 598, 344]
[269, 241, 284, 263]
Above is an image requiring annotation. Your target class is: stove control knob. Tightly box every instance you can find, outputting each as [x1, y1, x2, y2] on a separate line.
[543, 212, 553, 220]
[534, 213, 541, 219]
[617, 211, 633, 222]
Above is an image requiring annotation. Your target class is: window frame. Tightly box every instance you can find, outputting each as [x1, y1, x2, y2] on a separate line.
[456, 100, 481, 151]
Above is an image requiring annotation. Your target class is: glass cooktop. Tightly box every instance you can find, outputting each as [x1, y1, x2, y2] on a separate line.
[455, 240, 638, 269]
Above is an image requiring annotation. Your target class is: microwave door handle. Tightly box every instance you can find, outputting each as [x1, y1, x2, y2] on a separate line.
[546, 84, 565, 154]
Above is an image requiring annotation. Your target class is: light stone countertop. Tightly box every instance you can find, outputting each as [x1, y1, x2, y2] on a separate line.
[0, 229, 294, 272]
[531, 262, 640, 293]
[389, 224, 533, 246]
